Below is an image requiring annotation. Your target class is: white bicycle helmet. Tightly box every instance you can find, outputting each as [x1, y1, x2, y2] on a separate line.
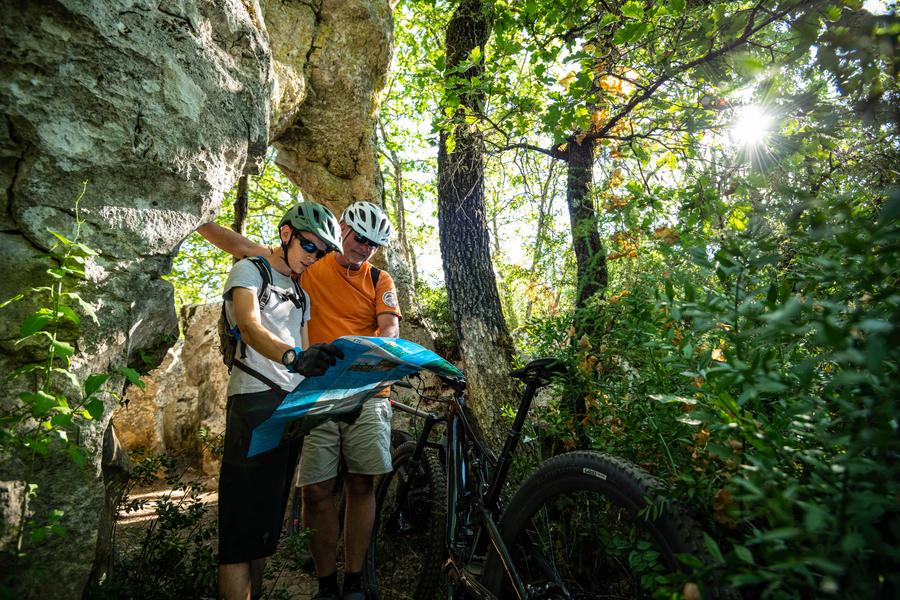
[341, 201, 393, 246]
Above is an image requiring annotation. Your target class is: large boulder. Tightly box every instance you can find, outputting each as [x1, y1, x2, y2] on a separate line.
[265, 0, 393, 208]
[0, 0, 272, 596]
[113, 302, 228, 477]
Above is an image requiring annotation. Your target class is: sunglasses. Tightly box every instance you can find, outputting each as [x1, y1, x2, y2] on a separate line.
[354, 233, 381, 249]
[297, 234, 329, 259]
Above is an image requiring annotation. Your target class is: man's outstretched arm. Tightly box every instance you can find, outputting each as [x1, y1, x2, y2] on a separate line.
[197, 222, 269, 259]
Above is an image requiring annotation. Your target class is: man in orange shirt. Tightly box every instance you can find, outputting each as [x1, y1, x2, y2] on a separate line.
[198, 201, 401, 600]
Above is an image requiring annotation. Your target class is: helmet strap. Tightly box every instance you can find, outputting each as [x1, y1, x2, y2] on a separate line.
[281, 229, 298, 274]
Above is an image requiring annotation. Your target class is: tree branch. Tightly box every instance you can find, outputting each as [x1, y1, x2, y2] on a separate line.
[582, 0, 819, 144]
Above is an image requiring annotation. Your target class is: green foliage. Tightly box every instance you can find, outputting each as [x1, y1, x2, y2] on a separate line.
[0, 183, 144, 592]
[669, 198, 900, 597]
[89, 453, 218, 599]
[523, 190, 899, 596]
[166, 154, 301, 308]
[415, 280, 460, 360]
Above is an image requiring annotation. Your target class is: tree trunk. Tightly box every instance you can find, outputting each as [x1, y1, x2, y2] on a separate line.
[438, 0, 515, 448]
[565, 140, 607, 308]
[377, 118, 419, 289]
[232, 174, 249, 235]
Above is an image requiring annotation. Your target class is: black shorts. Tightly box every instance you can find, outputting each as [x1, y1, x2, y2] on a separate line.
[218, 389, 302, 564]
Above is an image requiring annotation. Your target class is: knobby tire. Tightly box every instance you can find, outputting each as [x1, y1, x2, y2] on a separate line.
[365, 441, 447, 600]
[482, 451, 703, 599]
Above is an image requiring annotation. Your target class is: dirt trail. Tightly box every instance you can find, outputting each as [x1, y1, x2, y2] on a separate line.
[114, 470, 318, 599]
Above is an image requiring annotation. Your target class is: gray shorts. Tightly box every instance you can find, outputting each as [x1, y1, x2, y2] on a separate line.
[297, 395, 392, 486]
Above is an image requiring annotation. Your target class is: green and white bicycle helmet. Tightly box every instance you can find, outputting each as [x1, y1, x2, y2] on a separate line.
[341, 201, 393, 246]
[278, 202, 343, 252]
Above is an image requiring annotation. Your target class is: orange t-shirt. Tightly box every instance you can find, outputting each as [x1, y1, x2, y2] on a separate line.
[300, 253, 402, 345]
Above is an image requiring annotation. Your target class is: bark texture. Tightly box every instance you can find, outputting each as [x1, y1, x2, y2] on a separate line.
[565, 140, 607, 308]
[438, 0, 516, 448]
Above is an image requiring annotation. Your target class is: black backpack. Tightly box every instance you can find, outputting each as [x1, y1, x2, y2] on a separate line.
[217, 257, 306, 384]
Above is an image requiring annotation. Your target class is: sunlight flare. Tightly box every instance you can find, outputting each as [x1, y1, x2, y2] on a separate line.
[730, 104, 773, 148]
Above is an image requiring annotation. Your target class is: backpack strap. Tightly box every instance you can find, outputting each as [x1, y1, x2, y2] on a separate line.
[291, 277, 307, 326]
[247, 256, 274, 309]
[233, 360, 284, 392]
[238, 256, 275, 360]
[370, 266, 381, 288]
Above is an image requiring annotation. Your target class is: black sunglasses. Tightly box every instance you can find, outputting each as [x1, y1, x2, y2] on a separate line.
[354, 233, 380, 249]
[297, 233, 329, 259]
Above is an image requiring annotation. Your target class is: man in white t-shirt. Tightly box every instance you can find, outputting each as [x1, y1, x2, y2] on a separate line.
[217, 203, 345, 600]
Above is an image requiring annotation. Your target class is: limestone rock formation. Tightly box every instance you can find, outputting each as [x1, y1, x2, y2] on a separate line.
[264, 0, 394, 209]
[1, 0, 272, 596]
[113, 302, 228, 477]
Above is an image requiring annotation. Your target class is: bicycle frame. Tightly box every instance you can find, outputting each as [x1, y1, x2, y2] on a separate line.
[390, 372, 550, 600]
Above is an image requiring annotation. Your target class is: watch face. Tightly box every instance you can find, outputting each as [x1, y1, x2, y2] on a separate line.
[283, 349, 296, 365]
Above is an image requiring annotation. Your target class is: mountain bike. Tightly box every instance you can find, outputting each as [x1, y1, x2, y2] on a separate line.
[364, 358, 708, 599]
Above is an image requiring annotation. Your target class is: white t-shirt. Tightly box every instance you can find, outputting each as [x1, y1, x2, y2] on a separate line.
[223, 257, 311, 396]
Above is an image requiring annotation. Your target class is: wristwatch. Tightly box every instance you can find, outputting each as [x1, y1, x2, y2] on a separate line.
[282, 347, 301, 370]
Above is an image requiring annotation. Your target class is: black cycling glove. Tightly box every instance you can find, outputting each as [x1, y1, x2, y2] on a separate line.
[290, 343, 345, 377]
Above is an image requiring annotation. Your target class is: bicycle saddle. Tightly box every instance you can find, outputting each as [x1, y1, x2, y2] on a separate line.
[511, 358, 568, 383]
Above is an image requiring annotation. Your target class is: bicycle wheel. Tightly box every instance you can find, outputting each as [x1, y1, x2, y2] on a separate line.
[365, 441, 447, 600]
[483, 451, 703, 599]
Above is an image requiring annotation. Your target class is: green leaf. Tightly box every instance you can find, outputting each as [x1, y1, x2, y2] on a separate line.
[668, 0, 685, 14]
[0, 292, 25, 309]
[73, 242, 98, 257]
[50, 524, 67, 538]
[749, 527, 801, 544]
[52, 367, 80, 391]
[733, 53, 766, 76]
[858, 319, 893, 334]
[85, 398, 105, 421]
[68, 445, 86, 468]
[47, 229, 74, 246]
[734, 544, 754, 564]
[57, 305, 81, 325]
[20, 313, 53, 338]
[84, 373, 110, 398]
[28, 436, 50, 456]
[119, 367, 146, 390]
[6, 362, 43, 382]
[21, 391, 56, 417]
[614, 22, 649, 45]
[621, 1, 644, 19]
[704, 533, 725, 564]
[52, 340, 75, 359]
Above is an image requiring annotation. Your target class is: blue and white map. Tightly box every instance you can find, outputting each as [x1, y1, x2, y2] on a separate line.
[247, 336, 464, 457]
